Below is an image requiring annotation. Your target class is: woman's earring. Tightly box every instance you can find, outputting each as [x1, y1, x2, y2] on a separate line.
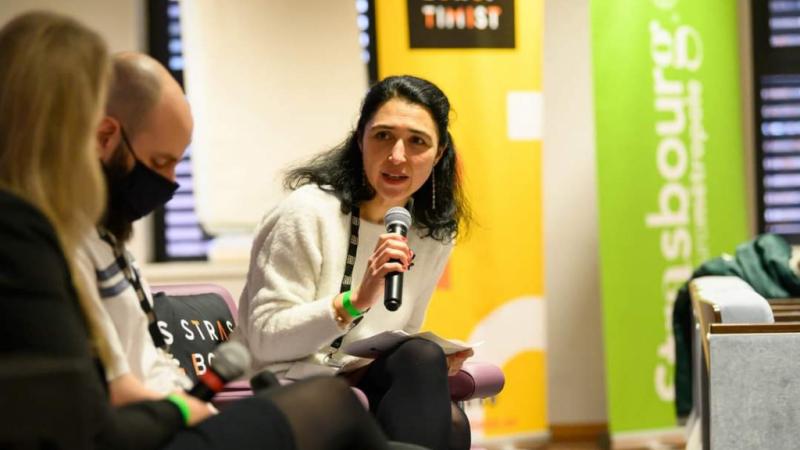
[431, 175, 436, 210]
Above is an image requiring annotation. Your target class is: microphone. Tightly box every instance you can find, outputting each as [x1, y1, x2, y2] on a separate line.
[384, 207, 412, 312]
[187, 341, 251, 401]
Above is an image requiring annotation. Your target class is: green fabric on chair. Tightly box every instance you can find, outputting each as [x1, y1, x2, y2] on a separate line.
[673, 233, 800, 418]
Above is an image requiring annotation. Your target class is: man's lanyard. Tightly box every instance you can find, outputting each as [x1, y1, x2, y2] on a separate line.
[98, 228, 167, 349]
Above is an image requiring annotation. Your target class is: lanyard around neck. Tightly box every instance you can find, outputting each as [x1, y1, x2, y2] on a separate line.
[98, 228, 167, 349]
[328, 206, 364, 352]
[339, 206, 360, 293]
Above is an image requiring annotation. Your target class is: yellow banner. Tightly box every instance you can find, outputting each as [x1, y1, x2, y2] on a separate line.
[375, 0, 546, 440]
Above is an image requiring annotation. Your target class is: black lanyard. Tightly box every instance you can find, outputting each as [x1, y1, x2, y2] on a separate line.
[339, 206, 360, 294]
[328, 207, 365, 353]
[98, 228, 167, 349]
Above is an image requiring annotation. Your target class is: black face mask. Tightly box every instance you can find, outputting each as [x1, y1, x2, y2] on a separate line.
[104, 127, 180, 223]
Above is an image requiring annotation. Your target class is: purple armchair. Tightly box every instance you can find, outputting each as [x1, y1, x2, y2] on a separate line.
[151, 283, 505, 408]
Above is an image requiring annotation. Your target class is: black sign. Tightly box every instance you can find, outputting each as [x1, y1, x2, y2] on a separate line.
[407, 0, 515, 49]
[153, 291, 235, 381]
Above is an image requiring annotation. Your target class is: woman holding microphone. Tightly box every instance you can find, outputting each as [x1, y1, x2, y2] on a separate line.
[238, 75, 474, 449]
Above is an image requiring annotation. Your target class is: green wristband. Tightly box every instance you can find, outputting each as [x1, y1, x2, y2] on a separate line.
[166, 393, 191, 426]
[342, 290, 362, 319]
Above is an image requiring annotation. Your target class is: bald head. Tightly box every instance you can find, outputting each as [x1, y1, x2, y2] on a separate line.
[106, 52, 167, 137]
[98, 51, 192, 180]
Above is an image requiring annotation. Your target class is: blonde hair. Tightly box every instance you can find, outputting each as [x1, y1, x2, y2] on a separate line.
[0, 12, 111, 361]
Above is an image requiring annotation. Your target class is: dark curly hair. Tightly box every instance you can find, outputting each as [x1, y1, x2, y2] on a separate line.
[284, 75, 470, 242]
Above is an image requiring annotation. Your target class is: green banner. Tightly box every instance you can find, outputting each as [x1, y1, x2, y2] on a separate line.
[591, 0, 748, 434]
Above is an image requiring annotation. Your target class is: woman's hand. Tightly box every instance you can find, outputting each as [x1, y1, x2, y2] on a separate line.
[170, 391, 217, 426]
[446, 349, 474, 376]
[351, 233, 413, 311]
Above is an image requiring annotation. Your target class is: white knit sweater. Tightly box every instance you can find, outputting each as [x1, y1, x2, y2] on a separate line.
[235, 185, 453, 379]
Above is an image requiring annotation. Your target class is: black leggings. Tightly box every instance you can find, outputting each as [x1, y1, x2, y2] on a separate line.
[165, 377, 391, 450]
[352, 338, 471, 450]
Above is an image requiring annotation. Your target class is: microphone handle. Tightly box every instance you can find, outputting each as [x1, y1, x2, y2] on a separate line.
[384, 222, 407, 312]
[187, 369, 226, 402]
[188, 382, 217, 402]
[385, 270, 403, 311]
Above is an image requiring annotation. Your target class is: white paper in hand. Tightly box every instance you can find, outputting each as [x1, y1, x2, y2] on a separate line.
[342, 330, 480, 358]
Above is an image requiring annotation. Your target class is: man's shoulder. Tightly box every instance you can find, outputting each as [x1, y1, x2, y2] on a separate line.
[79, 229, 114, 265]
[76, 230, 128, 293]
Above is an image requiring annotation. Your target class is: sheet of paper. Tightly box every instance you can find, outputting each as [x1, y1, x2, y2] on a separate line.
[343, 330, 481, 358]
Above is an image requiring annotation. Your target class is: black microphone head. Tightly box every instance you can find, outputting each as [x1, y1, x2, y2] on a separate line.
[250, 370, 281, 393]
[384, 206, 412, 232]
[211, 341, 251, 381]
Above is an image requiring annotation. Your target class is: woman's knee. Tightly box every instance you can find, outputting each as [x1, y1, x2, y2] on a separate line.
[301, 375, 350, 392]
[301, 376, 358, 406]
[387, 338, 447, 374]
[268, 376, 357, 412]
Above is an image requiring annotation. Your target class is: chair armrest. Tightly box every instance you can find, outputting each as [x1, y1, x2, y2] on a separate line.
[213, 362, 506, 407]
[449, 361, 505, 402]
[212, 380, 254, 409]
[222, 379, 252, 391]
